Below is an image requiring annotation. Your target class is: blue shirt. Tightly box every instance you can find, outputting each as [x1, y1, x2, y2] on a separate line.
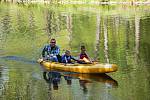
[61, 54, 77, 63]
[42, 44, 60, 57]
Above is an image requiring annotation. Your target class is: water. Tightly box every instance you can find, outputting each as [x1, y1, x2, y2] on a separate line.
[0, 3, 150, 100]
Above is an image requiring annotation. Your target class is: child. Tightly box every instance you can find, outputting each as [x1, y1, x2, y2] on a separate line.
[61, 50, 78, 64]
[79, 46, 91, 63]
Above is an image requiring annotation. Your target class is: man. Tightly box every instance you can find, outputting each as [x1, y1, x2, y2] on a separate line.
[42, 38, 60, 62]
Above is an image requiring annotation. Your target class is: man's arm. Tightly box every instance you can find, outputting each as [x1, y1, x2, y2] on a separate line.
[42, 46, 47, 57]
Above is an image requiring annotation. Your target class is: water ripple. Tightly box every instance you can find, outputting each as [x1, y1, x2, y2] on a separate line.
[0, 56, 37, 64]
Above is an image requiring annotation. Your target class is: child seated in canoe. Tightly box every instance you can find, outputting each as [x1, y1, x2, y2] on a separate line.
[61, 50, 78, 64]
[78, 45, 91, 64]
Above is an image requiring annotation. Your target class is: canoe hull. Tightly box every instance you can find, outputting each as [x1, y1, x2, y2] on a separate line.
[38, 60, 118, 74]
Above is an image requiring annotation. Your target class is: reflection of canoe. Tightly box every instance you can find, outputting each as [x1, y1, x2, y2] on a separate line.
[38, 59, 118, 74]
[64, 73, 118, 87]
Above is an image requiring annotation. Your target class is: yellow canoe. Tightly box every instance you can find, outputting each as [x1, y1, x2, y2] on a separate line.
[38, 59, 118, 74]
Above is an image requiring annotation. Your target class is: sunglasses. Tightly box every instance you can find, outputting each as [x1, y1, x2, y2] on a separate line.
[51, 42, 56, 43]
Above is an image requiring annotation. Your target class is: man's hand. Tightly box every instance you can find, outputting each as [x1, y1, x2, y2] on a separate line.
[49, 54, 54, 57]
[37, 58, 44, 63]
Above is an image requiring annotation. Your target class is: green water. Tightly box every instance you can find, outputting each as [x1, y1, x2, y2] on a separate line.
[0, 3, 150, 100]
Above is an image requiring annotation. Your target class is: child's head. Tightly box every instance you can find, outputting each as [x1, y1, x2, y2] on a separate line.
[65, 50, 71, 56]
[81, 45, 86, 53]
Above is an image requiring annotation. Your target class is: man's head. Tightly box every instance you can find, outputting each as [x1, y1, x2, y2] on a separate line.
[50, 38, 56, 47]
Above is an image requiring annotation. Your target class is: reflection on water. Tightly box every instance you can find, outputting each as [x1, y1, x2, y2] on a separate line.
[0, 65, 9, 96]
[66, 73, 118, 88]
[43, 71, 61, 90]
[0, 3, 150, 100]
[43, 71, 118, 92]
[0, 56, 37, 64]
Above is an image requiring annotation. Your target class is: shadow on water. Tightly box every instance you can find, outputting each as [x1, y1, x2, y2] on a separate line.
[42, 71, 118, 91]
[0, 56, 37, 65]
